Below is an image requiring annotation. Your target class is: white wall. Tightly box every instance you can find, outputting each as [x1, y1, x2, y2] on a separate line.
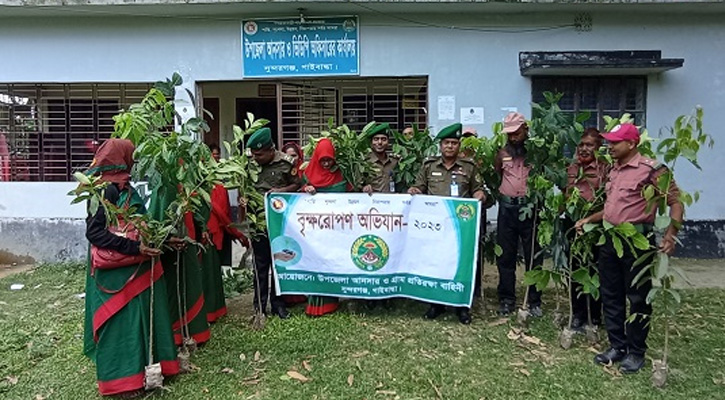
[0, 11, 723, 220]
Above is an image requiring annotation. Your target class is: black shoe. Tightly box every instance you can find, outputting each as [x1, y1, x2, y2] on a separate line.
[497, 302, 514, 316]
[619, 353, 645, 374]
[457, 308, 472, 325]
[594, 347, 626, 365]
[423, 305, 445, 320]
[570, 317, 585, 332]
[271, 306, 290, 320]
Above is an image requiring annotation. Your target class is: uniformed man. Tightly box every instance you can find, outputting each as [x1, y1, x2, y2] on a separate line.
[408, 122, 486, 324]
[565, 128, 608, 330]
[243, 127, 300, 319]
[362, 122, 399, 194]
[495, 112, 543, 317]
[575, 123, 683, 373]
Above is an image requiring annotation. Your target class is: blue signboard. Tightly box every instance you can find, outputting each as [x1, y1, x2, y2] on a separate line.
[242, 16, 359, 78]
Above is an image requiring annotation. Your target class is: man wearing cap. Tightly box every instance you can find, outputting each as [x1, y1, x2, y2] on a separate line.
[575, 123, 683, 373]
[242, 127, 301, 319]
[362, 122, 399, 195]
[408, 122, 486, 324]
[494, 112, 543, 317]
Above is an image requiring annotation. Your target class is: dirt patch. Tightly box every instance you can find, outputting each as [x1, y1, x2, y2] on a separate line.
[0, 264, 35, 279]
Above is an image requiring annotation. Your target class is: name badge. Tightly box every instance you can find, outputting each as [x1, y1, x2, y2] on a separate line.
[431, 172, 442, 176]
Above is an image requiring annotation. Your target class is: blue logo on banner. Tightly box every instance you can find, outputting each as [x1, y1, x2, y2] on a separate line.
[242, 17, 359, 78]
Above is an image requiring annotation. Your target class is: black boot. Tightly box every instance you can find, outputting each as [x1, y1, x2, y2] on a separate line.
[619, 353, 645, 374]
[271, 305, 290, 320]
[423, 304, 445, 320]
[456, 308, 472, 325]
[594, 347, 626, 365]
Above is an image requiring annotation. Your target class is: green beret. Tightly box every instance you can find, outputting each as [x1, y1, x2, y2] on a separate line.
[435, 123, 462, 141]
[366, 123, 390, 139]
[247, 127, 273, 150]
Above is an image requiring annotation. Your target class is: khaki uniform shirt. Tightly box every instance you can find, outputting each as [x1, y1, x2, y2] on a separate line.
[496, 149, 530, 198]
[566, 160, 609, 202]
[253, 151, 299, 195]
[367, 152, 399, 193]
[412, 156, 483, 198]
[603, 152, 680, 226]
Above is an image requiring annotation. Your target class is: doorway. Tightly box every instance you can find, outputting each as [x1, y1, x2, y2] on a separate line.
[236, 98, 278, 146]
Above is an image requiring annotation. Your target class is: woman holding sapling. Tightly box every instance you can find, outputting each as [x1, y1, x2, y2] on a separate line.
[83, 139, 181, 397]
[301, 138, 352, 316]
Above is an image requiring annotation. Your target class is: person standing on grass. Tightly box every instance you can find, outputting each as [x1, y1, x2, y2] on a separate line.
[83, 139, 181, 397]
[575, 123, 683, 374]
[408, 122, 486, 324]
[361, 122, 399, 310]
[301, 138, 353, 317]
[241, 127, 300, 320]
[494, 112, 543, 317]
[565, 128, 608, 331]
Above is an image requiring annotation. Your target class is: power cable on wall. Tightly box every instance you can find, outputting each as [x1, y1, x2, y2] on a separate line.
[0, 3, 578, 33]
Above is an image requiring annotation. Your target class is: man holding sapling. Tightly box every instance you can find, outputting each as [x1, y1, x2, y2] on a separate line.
[494, 112, 543, 317]
[408, 122, 486, 324]
[575, 123, 683, 374]
[242, 127, 301, 319]
[565, 128, 608, 331]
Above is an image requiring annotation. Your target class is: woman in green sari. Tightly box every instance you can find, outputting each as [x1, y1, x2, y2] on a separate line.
[301, 138, 351, 316]
[83, 139, 179, 397]
[148, 185, 211, 346]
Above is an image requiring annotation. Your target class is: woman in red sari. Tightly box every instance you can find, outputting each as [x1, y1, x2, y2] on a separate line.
[301, 138, 351, 316]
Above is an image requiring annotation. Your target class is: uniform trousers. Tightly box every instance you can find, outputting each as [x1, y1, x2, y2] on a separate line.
[252, 235, 285, 312]
[496, 202, 542, 307]
[599, 234, 654, 356]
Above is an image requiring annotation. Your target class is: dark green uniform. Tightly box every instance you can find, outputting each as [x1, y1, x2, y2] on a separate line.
[368, 152, 399, 193]
[253, 151, 299, 194]
[412, 156, 483, 197]
[251, 150, 300, 314]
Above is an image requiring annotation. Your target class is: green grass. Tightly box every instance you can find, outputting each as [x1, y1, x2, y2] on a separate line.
[1, 264, 725, 399]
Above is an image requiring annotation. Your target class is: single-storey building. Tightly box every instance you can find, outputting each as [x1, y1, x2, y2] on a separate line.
[1, 0, 723, 262]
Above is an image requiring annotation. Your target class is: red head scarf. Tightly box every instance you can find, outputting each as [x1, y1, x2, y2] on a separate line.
[282, 142, 304, 177]
[87, 138, 135, 189]
[303, 138, 344, 188]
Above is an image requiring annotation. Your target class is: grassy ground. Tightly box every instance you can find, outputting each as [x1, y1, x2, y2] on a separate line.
[1, 263, 725, 400]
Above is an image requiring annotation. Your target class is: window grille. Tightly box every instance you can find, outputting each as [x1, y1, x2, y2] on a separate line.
[531, 77, 646, 130]
[0, 83, 152, 181]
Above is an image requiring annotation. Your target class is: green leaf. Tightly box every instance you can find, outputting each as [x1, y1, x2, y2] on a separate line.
[655, 215, 671, 230]
[615, 223, 637, 238]
[89, 196, 99, 217]
[654, 252, 669, 280]
[645, 287, 660, 304]
[612, 235, 624, 258]
[631, 234, 651, 251]
[73, 171, 91, 185]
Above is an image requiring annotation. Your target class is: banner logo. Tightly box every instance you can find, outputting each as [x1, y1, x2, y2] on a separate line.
[270, 196, 288, 213]
[456, 204, 475, 221]
[351, 234, 389, 272]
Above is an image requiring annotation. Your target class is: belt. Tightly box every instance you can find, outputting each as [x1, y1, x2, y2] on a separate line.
[632, 223, 654, 234]
[499, 195, 529, 206]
